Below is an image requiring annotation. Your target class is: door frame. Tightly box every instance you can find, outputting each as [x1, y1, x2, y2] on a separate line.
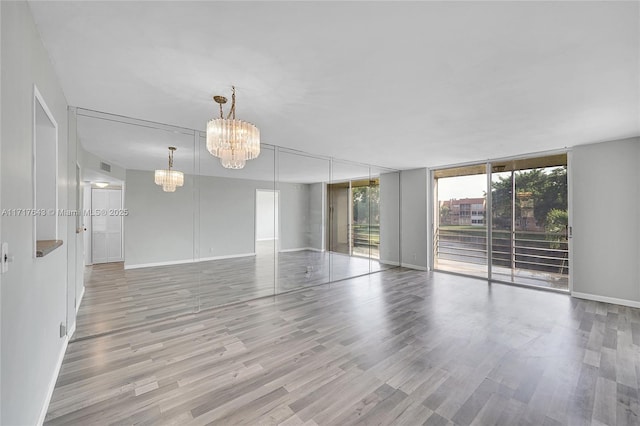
[429, 149, 571, 293]
[32, 85, 59, 256]
[91, 186, 124, 264]
[254, 189, 280, 254]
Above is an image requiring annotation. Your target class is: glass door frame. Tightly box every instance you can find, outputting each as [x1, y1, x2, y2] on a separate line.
[429, 150, 571, 294]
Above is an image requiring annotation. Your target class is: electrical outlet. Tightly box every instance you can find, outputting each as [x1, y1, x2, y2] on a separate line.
[59, 322, 67, 338]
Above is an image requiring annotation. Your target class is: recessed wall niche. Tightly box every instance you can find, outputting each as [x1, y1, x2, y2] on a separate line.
[33, 87, 59, 257]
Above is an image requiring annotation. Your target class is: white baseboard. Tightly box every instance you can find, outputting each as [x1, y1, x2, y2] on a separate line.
[68, 321, 77, 339]
[125, 258, 196, 269]
[198, 253, 256, 262]
[380, 260, 400, 267]
[124, 253, 256, 270]
[401, 263, 428, 271]
[572, 291, 640, 309]
[40, 285, 84, 423]
[76, 285, 85, 314]
[279, 247, 324, 253]
[38, 334, 69, 426]
[256, 237, 278, 242]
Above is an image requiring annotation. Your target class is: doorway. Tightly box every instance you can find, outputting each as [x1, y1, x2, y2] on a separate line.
[91, 187, 123, 264]
[255, 189, 279, 254]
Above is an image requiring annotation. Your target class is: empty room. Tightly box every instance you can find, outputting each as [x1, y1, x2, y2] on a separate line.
[1, 1, 639, 425]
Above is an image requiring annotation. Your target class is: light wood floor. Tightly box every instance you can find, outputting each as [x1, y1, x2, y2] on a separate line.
[75, 249, 389, 339]
[47, 268, 639, 425]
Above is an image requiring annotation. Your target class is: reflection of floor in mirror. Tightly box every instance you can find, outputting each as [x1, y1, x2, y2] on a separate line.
[325, 243, 380, 259]
[74, 245, 395, 340]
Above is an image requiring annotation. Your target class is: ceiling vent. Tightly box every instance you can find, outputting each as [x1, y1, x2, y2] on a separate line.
[100, 162, 111, 173]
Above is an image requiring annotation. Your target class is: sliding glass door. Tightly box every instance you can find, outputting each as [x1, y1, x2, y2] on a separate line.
[490, 168, 513, 279]
[490, 156, 568, 289]
[433, 165, 488, 279]
[434, 154, 569, 291]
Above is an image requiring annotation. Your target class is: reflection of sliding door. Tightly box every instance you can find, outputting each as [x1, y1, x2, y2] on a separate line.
[328, 183, 350, 255]
[328, 180, 380, 258]
[351, 179, 378, 259]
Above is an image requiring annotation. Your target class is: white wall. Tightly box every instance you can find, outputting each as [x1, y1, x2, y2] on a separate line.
[0, 2, 3, 420]
[79, 143, 126, 182]
[572, 137, 640, 307]
[400, 168, 428, 270]
[124, 170, 312, 268]
[1, 2, 74, 425]
[308, 183, 325, 251]
[124, 170, 195, 267]
[379, 172, 400, 265]
[278, 183, 310, 250]
[68, 110, 83, 330]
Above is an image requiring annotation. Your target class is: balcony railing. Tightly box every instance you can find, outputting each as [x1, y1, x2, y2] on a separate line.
[352, 224, 380, 258]
[434, 227, 569, 275]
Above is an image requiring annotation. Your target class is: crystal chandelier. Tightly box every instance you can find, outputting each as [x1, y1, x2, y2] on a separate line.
[206, 86, 260, 169]
[154, 146, 184, 192]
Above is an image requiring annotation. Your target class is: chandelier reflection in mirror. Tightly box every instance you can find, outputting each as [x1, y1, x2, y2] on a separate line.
[154, 146, 184, 192]
[206, 86, 260, 169]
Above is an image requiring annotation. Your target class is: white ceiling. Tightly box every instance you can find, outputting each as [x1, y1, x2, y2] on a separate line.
[29, 1, 639, 170]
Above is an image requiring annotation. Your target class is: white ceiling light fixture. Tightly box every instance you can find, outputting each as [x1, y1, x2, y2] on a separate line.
[206, 86, 260, 169]
[154, 146, 184, 192]
[94, 182, 109, 188]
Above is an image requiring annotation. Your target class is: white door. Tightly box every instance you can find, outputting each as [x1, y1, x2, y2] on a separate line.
[92, 188, 123, 263]
[75, 165, 84, 305]
[83, 185, 92, 265]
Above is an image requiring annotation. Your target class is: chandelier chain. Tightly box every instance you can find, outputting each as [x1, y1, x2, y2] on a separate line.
[227, 86, 236, 120]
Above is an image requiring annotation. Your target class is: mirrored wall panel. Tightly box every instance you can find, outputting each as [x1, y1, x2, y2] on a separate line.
[329, 161, 372, 282]
[197, 134, 276, 311]
[276, 149, 331, 293]
[75, 111, 199, 339]
[372, 166, 401, 273]
[72, 109, 401, 339]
